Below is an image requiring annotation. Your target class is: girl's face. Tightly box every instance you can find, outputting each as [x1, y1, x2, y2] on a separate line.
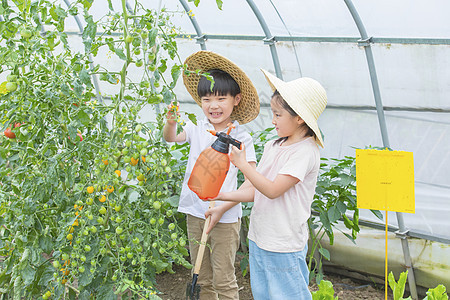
[270, 97, 305, 139]
[201, 93, 241, 131]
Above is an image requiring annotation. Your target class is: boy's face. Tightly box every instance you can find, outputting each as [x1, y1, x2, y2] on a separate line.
[201, 93, 241, 130]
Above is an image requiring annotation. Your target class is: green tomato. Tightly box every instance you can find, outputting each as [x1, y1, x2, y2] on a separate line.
[6, 74, 17, 82]
[168, 223, 175, 231]
[152, 242, 158, 249]
[158, 217, 164, 225]
[52, 260, 61, 269]
[97, 216, 104, 224]
[135, 59, 143, 67]
[171, 233, 177, 240]
[61, 253, 69, 261]
[153, 201, 161, 210]
[135, 124, 142, 132]
[116, 226, 123, 235]
[140, 148, 148, 156]
[132, 237, 140, 244]
[79, 266, 85, 273]
[5, 82, 17, 92]
[114, 205, 121, 212]
[20, 28, 32, 38]
[150, 218, 156, 225]
[84, 245, 91, 252]
[125, 35, 134, 43]
[80, 255, 86, 262]
[90, 226, 97, 234]
[99, 206, 106, 214]
[127, 252, 133, 259]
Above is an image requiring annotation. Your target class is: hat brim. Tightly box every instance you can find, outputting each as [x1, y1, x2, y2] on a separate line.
[183, 51, 260, 124]
[261, 69, 326, 147]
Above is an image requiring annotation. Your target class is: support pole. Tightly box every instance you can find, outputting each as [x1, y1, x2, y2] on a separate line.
[179, 0, 207, 50]
[343, 0, 418, 298]
[246, 0, 283, 79]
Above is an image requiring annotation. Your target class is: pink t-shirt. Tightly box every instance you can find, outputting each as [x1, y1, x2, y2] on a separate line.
[248, 137, 320, 252]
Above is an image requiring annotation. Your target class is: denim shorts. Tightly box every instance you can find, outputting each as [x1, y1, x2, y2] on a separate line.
[249, 240, 312, 300]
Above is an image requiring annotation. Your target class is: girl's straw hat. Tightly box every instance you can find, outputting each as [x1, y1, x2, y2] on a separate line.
[261, 69, 327, 147]
[183, 51, 260, 124]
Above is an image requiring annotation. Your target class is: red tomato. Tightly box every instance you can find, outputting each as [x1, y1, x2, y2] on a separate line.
[4, 127, 15, 139]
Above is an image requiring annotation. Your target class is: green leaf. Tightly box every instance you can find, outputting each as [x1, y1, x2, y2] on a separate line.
[187, 113, 197, 125]
[216, 0, 223, 10]
[327, 206, 341, 223]
[79, 69, 92, 87]
[318, 247, 330, 261]
[114, 48, 126, 60]
[81, 0, 94, 10]
[171, 64, 181, 83]
[39, 235, 53, 254]
[424, 284, 448, 300]
[78, 110, 90, 127]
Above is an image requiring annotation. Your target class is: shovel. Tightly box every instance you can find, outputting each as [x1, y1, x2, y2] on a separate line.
[186, 201, 215, 300]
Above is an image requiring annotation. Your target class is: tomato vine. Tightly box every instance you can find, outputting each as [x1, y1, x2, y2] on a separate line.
[0, 0, 190, 298]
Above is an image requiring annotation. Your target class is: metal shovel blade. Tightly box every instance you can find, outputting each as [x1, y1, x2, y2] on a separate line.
[186, 279, 201, 300]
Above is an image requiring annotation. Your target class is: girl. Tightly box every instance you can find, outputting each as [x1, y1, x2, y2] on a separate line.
[206, 69, 327, 299]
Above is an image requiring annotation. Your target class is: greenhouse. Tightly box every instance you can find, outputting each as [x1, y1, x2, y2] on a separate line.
[0, 0, 449, 299]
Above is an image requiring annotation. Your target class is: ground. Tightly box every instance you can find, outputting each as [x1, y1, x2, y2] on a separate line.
[154, 256, 392, 300]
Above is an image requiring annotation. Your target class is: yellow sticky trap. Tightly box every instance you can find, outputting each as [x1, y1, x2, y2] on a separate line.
[356, 149, 415, 213]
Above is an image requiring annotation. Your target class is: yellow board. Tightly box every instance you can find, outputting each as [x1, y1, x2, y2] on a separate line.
[356, 149, 415, 213]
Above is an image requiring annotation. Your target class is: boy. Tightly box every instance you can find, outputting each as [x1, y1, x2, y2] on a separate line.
[163, 51, 259, 300]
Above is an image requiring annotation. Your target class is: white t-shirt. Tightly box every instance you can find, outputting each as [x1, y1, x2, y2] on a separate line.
[178, 117, 257, 223]
[248, 137, 320, 252]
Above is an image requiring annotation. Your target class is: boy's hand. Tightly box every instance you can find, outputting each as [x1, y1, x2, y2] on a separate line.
[229, 143, 247, 169]
[166, 102, 179, 125]
[204, 206, 226, 234]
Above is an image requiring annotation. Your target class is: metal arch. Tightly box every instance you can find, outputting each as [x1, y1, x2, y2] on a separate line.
[342, 0, 418, 299]
[178, 0, 207, 50]
[62, 0, 102, 103]
[246, 0, 283, 79]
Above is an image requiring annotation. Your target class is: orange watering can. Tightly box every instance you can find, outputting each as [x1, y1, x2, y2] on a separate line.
[188, 123, 242, 200]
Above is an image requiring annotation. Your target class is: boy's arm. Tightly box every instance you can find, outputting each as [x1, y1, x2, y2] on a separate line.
[163, 105, 186, 143]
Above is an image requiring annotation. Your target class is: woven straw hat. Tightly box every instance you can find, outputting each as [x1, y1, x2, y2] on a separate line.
[182, 51, 260, 124]
[261, 69, 327, 147]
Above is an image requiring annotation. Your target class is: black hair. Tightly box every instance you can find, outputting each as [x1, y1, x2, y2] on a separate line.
[272, 90, 315, 145]
[197, 69, 241, 98]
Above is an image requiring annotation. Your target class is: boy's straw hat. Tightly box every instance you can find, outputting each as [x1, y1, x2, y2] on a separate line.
[261, 69, 327, 147]
[183, 51, 260, 124]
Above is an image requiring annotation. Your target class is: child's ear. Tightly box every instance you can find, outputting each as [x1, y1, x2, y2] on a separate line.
[296, 116, 305, 125]
[234, 93, 242, 106]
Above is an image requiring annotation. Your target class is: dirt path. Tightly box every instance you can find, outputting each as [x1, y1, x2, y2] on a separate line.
[155, 258, 391, 300]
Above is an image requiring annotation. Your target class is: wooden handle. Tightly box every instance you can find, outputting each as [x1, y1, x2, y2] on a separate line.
[193, 201, 215, 274]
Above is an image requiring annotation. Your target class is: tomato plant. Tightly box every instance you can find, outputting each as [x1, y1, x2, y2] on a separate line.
[0, 0, 191, 298]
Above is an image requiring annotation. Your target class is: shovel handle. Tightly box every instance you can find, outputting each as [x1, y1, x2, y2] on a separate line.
[193, 201, 215, 274]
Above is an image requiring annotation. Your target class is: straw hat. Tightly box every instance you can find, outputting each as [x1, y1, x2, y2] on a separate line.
[182, 51, 260, 124]
[261, 69, 327, 147]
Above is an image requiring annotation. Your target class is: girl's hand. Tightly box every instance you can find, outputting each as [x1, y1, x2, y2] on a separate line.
[166, 102, 179, 125]
[229, 143, 247, 169]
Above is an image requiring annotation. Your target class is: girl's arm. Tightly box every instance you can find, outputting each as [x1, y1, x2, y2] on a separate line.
[230, 145, 299, 199]
[204, 163, 256, 233]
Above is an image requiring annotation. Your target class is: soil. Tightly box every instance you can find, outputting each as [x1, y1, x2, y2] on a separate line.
[154, 255, 392, 300]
